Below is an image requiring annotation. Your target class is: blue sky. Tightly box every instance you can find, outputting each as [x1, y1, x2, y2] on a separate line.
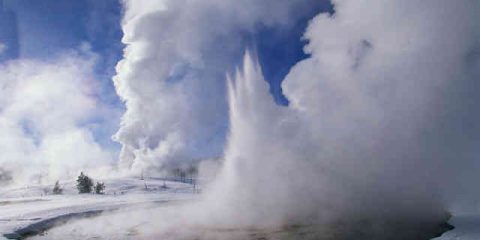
[1, 0, 124, 150]
[0, 0, 333, 152]
[255, 1, 333, 105]
[3, 0, 123, 102]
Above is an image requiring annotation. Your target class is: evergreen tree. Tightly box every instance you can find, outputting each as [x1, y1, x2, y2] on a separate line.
[95, 182, 105, 194]
[52, 181, 63, 195]
[76, 172, 93, 194]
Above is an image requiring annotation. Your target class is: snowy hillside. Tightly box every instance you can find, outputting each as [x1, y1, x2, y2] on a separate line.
[0, 177, 198, 239]
[1, 177, 477, 240]
[434, 214, 480, 240]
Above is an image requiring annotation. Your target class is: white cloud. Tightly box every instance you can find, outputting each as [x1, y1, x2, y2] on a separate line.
[0, 53, 116, 184]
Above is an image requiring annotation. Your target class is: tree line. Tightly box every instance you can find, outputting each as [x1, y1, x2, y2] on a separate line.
[51, 172, 105, 195]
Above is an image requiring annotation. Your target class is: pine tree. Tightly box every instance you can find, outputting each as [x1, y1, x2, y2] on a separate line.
[76, 172, 93, 194]
[95, 182, 105, 194]
[52, 181, 63, 195]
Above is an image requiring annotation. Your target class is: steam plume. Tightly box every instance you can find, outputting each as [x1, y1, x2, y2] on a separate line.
[111, 0, 480, 235]
[114, 0, 329, 173]
[198, 0, 480, 234]
[19, 0, 479, 238]
[0, 53, 115, 184]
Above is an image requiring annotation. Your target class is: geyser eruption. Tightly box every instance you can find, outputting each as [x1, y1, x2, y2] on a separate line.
[199, 52, 447, 239]
[110, 0, 480, 239]
[195, 0, 480, 238]
[113, 0, 329, 173]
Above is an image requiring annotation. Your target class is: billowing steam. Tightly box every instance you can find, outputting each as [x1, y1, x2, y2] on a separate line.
[1, 0, 479, 238]
[210, 0, 480, 225]
[207, 0, 480, 230]
[113, 0, 328, 173]
[0, 52, 116, 184]
[114, 0, 480, 237]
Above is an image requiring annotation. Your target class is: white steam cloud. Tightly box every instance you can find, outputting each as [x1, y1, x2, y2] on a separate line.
[111, 0, 480, 238]
[206, 0, 480, 228]
[5, 0, 475, 238]
[114, 0, 327, 173]
[0, 52, 116, 184]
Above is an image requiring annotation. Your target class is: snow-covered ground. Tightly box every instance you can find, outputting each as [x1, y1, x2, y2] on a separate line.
[1, 177, 476, 240]
[0, 177, 198, 239]
[434, 214, 480, 240]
